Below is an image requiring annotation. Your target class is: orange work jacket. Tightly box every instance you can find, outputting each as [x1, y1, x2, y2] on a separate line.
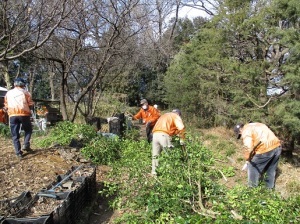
[4, 87, 34, 117]
[241, 122, 281, 155]
[133, 105, 160, 128]
[152, 112, 185, 139]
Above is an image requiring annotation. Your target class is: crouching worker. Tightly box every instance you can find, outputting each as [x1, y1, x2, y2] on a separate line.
[151, 109, 185, 175]
[234, 122, 282, 189]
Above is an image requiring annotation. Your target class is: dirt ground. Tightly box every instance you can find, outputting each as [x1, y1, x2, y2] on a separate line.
[0, 135, 117, 223]
[0, 122, 147, 223]
[0, 126, 299, 223]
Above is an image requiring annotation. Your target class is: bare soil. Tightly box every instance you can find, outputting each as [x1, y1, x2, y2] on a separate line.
[0, 135, 117, 223]
[0, 126, 299, 223]
[0, 122, 146, 223]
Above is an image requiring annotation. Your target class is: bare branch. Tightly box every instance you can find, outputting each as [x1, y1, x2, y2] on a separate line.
[0, 0, 76, 61]
[246, 94, 273, 108]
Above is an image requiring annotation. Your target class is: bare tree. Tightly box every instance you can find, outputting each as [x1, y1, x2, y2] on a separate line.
[32, 0, 147, 121]
[135, 0, 214, 71]
[65, 0, 146, 121]
[0, 0, 76, 88]
[0, 0, 76, 61]
[181, 0, 218, 16]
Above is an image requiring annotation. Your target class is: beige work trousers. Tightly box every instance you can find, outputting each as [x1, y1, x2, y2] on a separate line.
[151, 132, 173, 174]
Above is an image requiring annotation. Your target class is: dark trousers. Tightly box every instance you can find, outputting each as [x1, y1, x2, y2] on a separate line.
[146, 125, 154, 143]
[10, 116, 32, 155]
[248, 146, 282, 189]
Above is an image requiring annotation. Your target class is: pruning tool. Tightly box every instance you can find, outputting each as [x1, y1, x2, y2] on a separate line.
[247, 141, 262, 162]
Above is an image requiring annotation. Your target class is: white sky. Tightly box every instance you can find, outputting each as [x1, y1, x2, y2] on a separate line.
[178, 6, 209, 19]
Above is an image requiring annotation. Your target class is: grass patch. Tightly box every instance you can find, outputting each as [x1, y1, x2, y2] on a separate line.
[286, 180, 300, 195]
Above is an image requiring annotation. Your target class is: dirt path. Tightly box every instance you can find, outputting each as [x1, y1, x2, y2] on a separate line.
[0, 138, 72, 199]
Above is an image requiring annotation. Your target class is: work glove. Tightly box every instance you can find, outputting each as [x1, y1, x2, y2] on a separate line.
[242, 161, 249, 171]
[180, 139, 185, 146]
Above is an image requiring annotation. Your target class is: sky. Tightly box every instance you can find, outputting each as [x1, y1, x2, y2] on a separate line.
[178, 6, 210, 19]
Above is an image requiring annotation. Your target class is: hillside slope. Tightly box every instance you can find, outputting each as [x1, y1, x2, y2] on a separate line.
[200, 127, 300, 198]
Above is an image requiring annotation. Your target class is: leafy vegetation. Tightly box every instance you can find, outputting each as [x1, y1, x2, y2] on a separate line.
[99, 133, 299, 223]
[0, 123, 10, 137]
[81, 136, 122, 165]
[35, 121, 97, 148]
[8, 121, 300, 222]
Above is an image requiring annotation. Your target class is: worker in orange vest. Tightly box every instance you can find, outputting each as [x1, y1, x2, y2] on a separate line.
[4, 78, 34, 159]
[234, 122, 282, 188]
[132, 99, 160, 143]
[151, 109, 185, 175]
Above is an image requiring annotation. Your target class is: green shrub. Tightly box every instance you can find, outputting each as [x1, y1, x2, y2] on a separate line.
[81, 136, 121, 165]
[108, 136, 226, 222]
[222, 166, 235, 177]
[221, 185, 300, 223]
[0, 123, 10, 137]
[35, 121, 97, 147]
[100, 134, 300, 223]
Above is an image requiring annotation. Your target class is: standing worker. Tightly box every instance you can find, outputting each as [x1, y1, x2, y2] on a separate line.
[234, 122, 282, 189]
[132, 99, 160, 143]
[4, 78, 34, 159]
[151, 109, 185, 175]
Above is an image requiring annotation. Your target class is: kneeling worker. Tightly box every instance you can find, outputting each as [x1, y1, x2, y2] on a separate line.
[151, 109, 185, 175]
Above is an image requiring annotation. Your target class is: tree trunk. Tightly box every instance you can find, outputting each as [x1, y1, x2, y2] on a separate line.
[0, 61, 12, 90]
[28, 69, 35, 94]
[60, 64, 69, 121]
[49, 70, 56, 100]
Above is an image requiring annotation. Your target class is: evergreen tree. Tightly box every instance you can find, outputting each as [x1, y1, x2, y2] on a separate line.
[267, 0, 300, 150]
[164, 0, 300, 152]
